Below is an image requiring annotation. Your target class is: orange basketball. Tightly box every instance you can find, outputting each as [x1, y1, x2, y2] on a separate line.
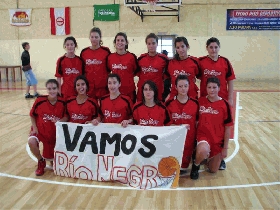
[158, 156, 179, 177]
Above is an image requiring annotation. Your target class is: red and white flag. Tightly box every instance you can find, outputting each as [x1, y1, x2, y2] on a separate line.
[50, 7, 70, 35]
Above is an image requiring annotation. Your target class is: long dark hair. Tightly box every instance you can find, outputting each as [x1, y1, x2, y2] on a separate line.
[46, 79, 59, 88]
[206, 77, 220, 87]
[142, 80, 160, 104]
[174, 36, 190, 60]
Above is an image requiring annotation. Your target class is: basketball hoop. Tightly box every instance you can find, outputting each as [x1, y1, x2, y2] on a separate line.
[142, 0, 158, 12]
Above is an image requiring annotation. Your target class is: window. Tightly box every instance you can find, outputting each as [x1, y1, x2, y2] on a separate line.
[157, 35, 175, 58]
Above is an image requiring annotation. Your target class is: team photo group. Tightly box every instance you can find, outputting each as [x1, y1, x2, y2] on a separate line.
[23, 27, 235, 181]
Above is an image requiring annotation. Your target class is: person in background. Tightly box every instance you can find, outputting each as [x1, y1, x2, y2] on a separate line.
[21, 42, 40, 99]
[55, 36, 84, 100]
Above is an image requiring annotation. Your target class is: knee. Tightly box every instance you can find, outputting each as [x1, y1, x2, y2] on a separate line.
[28, 138, 38, 147]
[196, 145, 209, 158]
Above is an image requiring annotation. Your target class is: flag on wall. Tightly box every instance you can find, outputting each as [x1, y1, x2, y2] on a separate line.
[9, 9, 32, 26]
[94, 4, 120, 21]
[50, 7, 70, 35]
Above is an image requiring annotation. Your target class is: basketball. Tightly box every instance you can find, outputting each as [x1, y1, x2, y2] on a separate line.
[158, 156, 179, 177]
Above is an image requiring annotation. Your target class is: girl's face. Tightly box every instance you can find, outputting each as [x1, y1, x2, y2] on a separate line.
[175, 41, 188, 58]
[206, 82, 220, 97]
[90, 32, 101, 47]
[76, 79, 87, 95]
[176, 79, 189, 96]
[146, 38, 158, 54]
[64, 40, 75, 53]
[143, 84, 155, 101]
[108, 77, 121, 94]
[115, 35, 127, 51]
[46, 83, 58, 99]
[206, 42, 220, 58]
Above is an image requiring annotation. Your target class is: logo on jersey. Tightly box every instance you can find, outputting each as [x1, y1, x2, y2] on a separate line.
[142, 66, 158, 74]
[71, 113, 88, 121]
[172, 112, 192, 121]
[65, 68, 80, 75]
[199, 106, 219, 114]
[104, 110, 122, 118]
[86, 59, 102, 65]
[173, 70, 191, 77]
[204, 69, 221, 77]
[42, 114, 60, 122]
[112, 64, 127, 70]
[139, 118, 159, 126]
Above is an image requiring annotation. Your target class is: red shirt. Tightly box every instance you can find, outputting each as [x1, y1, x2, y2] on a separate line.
[30, 96, 65, 139]
[55, 55, 84, 99]
[167, 56, 200, 99]
[80, 46, 111, 91]
[107, 52, 138, 95]
[137, 53, 169, 99]
[133, 102, 171, 126]
[66, 96, 100, 124]
[165, 97, 199, 141]
[197, 96, 233, 145]
[100, 94, 133, 123]
[198, 56, 236, 99]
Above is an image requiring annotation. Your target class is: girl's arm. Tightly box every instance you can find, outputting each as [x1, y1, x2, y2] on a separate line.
[221, 126, 231, 158]
[57, 77, 62, 96]
[30, 116, 38, 135]
[227, 80, 234, 107]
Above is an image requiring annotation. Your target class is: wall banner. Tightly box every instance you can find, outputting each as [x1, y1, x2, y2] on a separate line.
[9, 9, 32, 26]
[54, 122, 187, 190]
[226, 9, 280, 30]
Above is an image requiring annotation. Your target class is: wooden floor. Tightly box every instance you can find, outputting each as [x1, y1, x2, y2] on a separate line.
[0, 79, 279, 210]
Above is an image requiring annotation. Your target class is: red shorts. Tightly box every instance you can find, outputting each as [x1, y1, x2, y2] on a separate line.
[28, 128, 56, 160]
[181, 137, 196, 168]
[197, 138, 223, 158]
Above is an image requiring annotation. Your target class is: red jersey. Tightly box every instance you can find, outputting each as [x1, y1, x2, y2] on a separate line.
[165, 97, 199, 141]
[66, 96, 100, 124]
[167, 56, 200, 99]
[55, 55, 84, 99]
[198, 56, 236, 99]
[100, 94, 133, 124]
[133, 102, 171, 126]
[80, 46, 111, 96]
[137, 53, 169, 101]
[107, 52, 138, 95]
[197, 96, 233, 145]
[30, 96, 65, 139]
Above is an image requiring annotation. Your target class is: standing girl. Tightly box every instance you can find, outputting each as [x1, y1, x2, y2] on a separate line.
[28, 79, 65, 176]
[133, 80, 171, 126]
[190, 77, 233, 180]
[136, 33, 169, 102]
[80, 27, 111, 99]
[55, 36, 84, 100]
[107, 32, 138, 103]
[166, 74, 199, 171]
[166, 37, 200, 101]
[99, 74, 133, 127]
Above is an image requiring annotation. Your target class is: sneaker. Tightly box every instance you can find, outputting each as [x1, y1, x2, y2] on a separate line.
[190, 163, 200, 180]
[180, 170, 187, 176]
[34, 92, 40, 97]
[35, 159, 46, 176]
[25, 93, 34, 99]
[219, 159, 226, 170]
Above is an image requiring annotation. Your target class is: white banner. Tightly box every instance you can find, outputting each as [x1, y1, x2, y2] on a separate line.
[54, 122, 187, 189]
[9, 9, 32, 26]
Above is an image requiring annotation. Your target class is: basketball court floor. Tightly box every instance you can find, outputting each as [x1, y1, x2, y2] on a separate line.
[0, 79, 279, 209]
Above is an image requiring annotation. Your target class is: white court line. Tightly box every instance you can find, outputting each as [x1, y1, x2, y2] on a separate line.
[0, 172, 279, 191]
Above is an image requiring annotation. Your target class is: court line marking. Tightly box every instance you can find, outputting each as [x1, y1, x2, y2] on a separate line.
[0, 172, 279, 191]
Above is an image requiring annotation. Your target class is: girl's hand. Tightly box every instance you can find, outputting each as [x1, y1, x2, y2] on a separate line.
[121, 120, 130, 128]
[91, 119, 99, 126]
[30, 126, 38, 135]
[221, 148, 228, 158]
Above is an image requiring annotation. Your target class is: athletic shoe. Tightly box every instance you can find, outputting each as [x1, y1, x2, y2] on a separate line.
[219, 159, 226, 170]
[190, 163, 200, 180]
[34, 92, 40, 98]
[35, 159, 46, 176]
[25, 93, 34, 99]
[180, 170, 187, 176]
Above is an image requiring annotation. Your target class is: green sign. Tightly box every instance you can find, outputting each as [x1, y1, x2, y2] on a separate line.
[94, 4, 120, 21]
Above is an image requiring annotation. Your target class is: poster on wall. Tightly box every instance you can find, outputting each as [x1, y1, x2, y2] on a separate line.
[226, 9, 280, 30]
[54, 122, 187, 189]
[94, 4, 120, 21]
[9, 9, 32, 26]
[50, 7, 70, 35]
